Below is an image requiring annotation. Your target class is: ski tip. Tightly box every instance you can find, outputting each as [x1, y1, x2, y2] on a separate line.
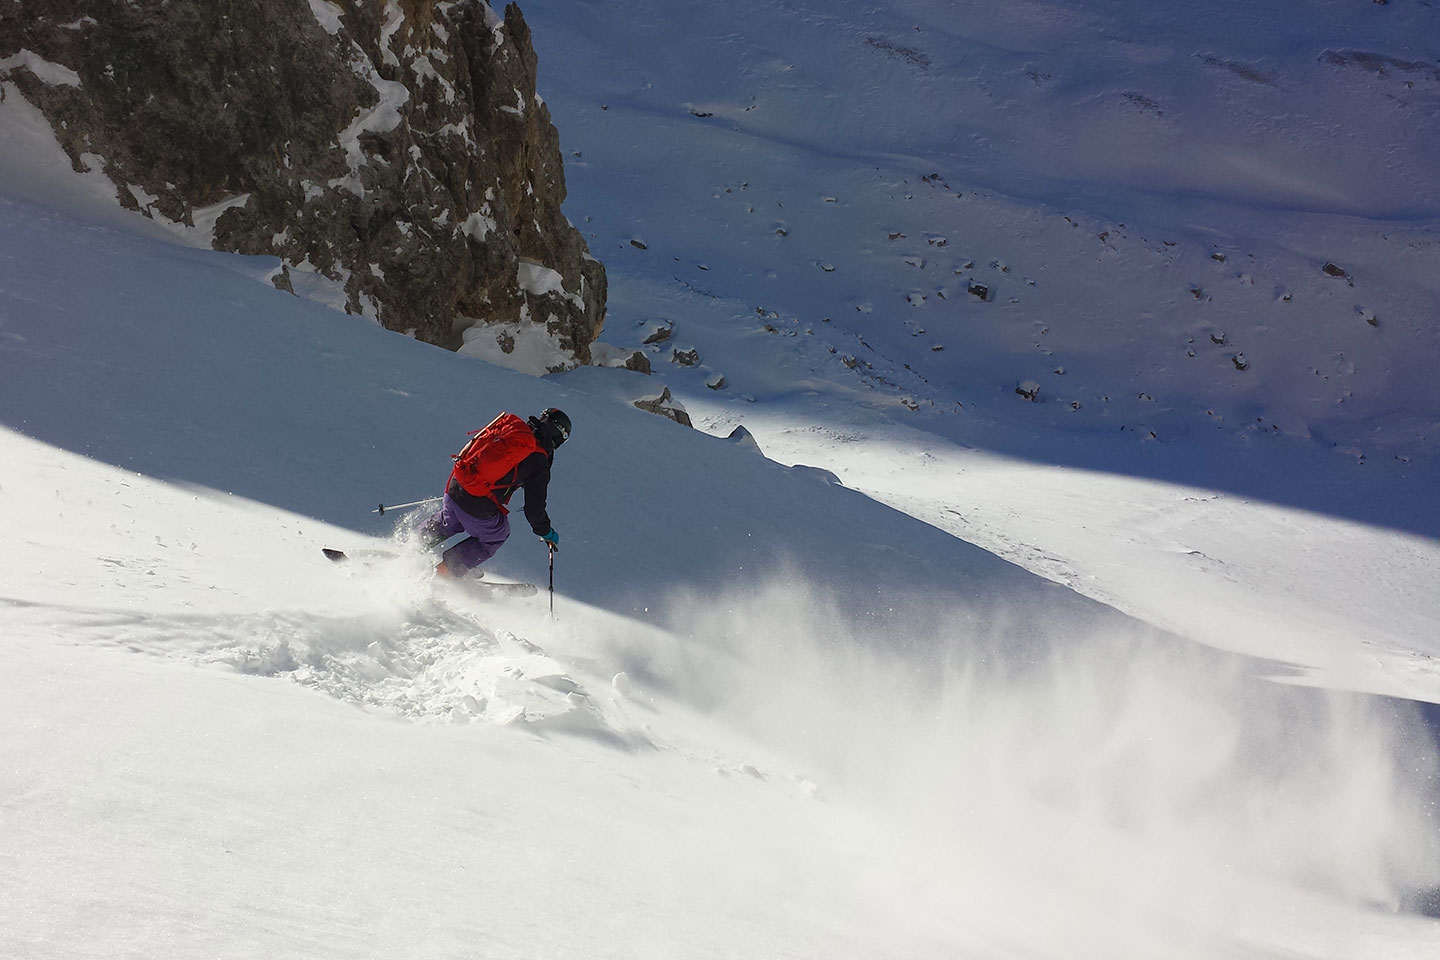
[321, 547, 348, 562]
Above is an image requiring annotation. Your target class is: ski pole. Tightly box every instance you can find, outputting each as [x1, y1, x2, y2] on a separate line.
[372, 496, 443, 516]
[548, 544, 555, 619]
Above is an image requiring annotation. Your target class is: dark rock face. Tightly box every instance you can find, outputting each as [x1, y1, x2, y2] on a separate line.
[0, 0, 605, 365]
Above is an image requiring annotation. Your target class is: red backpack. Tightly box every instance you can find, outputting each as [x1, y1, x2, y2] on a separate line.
[450, 413, 544, 505]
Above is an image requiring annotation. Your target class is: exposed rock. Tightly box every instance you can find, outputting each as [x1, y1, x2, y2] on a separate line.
[0, 0, 605, 365]
[633, 386, 692, 427]
[1016, 380, 1040, 402]
[706, 373, 727, 390]
[624, 351, 652, 374]
[671, 347, 700, 367]
[967, 281, 991, 301]
[1323, 262, 1348, 278]
[641, 321, 673, 345]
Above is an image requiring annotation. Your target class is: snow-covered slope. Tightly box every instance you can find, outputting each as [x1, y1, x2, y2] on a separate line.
[5, 0, 1440, 956]
[517, 0, 1440, 698]
[5, 194, 1440, 957]
[527, 0, 1440, 473]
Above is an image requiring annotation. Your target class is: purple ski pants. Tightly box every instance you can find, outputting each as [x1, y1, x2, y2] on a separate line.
[421, 493, 510, 574]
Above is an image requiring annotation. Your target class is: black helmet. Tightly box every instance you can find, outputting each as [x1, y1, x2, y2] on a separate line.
[539, 407, 571, 446]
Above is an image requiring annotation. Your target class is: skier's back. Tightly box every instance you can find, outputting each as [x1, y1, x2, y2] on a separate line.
[420, 408, 570, 577]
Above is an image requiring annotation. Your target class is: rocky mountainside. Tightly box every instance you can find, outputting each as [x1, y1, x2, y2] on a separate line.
[0, 0, 605, 365]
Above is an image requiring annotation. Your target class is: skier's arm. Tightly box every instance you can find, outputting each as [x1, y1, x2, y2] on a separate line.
[519, 454, 553, 536]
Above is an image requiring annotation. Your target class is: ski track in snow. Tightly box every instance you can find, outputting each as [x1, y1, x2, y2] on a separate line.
[0, 429, 630, 739]
[33, 578, 635, 738]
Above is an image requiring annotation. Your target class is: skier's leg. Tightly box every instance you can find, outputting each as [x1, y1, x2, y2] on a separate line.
[419, 496, 465, 548]
[441, 511, 510, 575]
[440, 536, 486, 573]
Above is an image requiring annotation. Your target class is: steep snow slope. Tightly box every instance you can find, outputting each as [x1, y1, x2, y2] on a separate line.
[5, 195, 1440, 958]
[517, 0, 1440, 699]
[6, 0, 1440, 955]
[525, 0, 1440, 506]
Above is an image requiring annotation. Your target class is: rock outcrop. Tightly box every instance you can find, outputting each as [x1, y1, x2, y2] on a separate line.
[0, 0, 604, 367]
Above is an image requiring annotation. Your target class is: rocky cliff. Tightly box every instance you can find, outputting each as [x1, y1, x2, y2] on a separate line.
[0, 0, 605, 367]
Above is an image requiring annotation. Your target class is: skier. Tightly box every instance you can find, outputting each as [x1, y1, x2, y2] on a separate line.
[419, 408, 569, 578]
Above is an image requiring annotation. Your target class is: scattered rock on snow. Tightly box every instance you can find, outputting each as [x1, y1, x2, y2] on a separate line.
[641, 321, 673, 345]
[633, 386, 692, 427]
[1016, 380, 1040, 402]
[270, 264, 294, 294]
[671, 347, 700, 366]
[590, 342, 652, 374]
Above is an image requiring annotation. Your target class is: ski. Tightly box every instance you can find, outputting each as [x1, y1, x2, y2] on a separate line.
[461, 580, 539, 598]
[322, 547, 400, 562]
[321, 548, 537, 596]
